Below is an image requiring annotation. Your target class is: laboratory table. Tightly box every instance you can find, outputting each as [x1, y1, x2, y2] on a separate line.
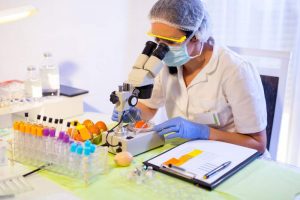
[2, 113, 300, 200]
[34, 139, 300, 200]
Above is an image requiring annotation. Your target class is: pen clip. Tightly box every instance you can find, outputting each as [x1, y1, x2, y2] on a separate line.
[203, 161, 231, 180]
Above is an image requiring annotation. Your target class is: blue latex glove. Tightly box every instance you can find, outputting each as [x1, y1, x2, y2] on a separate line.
[111, 107, 141, 123]
[153, 117, 210, 140]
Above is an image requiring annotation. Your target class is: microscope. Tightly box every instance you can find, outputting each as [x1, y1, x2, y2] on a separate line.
[101, 41, 169, 156]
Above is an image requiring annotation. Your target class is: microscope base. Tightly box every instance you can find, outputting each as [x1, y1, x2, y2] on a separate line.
[101, 131, 165, 156]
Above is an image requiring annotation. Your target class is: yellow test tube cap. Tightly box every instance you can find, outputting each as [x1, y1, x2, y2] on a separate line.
[24, 123, 32, 134]
[36, 126, 43, 137]
[19, 122, 25, 133]
[31, 125, 37, 136]
[13, 121, 20, 130]
[77, 124, 91, 141]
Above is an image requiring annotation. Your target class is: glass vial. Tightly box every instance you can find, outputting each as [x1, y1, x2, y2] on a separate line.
[40, 52, 60, 96]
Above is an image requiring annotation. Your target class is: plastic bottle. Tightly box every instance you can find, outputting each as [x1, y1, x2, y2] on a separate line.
[0, 139, 7, 166]
[24, 65, 42, 99]
[40, 52, 60, 96]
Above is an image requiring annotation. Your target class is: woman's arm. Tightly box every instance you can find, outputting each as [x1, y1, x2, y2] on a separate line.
[136, 102, 158, 121]
[209, 128, 267, 153]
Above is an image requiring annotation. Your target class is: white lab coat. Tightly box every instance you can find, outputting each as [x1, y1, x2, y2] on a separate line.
[140, 44, 267, 134]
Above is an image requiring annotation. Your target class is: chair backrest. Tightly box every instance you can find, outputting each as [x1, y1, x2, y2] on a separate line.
[260, 75, 279, 150]
[229, 46, 291, 158]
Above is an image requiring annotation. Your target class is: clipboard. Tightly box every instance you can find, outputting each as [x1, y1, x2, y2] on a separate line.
[143, 140, 262, 190]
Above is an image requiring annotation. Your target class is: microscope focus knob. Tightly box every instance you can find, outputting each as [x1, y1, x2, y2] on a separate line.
[128, 95, 138, 107]
[110, 91, 119, 104]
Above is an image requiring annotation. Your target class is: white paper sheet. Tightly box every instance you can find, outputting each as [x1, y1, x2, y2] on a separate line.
[147, 140, 257, 184]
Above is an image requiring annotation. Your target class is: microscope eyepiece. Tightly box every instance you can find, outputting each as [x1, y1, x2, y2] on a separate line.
[142, 41, 158, 56]
[151, 43, 169, 60]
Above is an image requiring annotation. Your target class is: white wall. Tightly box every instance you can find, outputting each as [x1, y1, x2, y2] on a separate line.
[0, 0, 157, 115]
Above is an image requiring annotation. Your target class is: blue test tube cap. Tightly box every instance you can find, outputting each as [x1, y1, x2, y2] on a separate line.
[90, 144, 96, 153]
[84, 140, 91, 147]
[76, 145, 83, 155]
[70, 142, 77, 153]
[84, 147, 91, 156]
[76, 142, 82, 147]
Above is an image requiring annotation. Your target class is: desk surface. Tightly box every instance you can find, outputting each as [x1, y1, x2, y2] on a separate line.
[42, 141, 300, 200]
[3, 113, 300, 200]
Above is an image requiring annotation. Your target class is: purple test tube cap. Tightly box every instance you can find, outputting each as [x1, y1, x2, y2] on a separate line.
[49, 129, 56, 137]
[43, 128, 50, 137]
[58, 131, 65, 140]
[63, 134, 70, 143]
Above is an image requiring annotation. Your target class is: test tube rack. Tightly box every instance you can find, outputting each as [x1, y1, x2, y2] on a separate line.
[9, 121, 109, 185]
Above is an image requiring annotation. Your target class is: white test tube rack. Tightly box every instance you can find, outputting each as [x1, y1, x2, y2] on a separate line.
[9, 121, 109, 185]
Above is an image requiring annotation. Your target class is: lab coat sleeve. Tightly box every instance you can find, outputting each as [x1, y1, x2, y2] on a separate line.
[139, 70, 166, 109]
[223, 61, 267, 133]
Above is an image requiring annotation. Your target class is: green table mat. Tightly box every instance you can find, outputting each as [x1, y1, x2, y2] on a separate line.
[38, 138, 300, 200]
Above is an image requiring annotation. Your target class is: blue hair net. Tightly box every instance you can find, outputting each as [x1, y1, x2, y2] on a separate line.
[149, 0, 211, 42]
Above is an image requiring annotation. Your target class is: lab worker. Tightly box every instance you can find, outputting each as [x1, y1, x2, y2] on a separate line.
[112, 0, 268, 155]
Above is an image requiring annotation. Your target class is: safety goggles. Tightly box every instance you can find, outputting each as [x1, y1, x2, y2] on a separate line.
[147, 32, 187, 44]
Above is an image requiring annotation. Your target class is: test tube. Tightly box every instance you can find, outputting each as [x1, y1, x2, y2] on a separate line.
[82, 147, 91, 183]
[48, 118, 53, 128]
[66, 122, 71, 136]
[36, 114, 42, 124]
[54, 119, 59, 128]
[24, 123, 32, 163]
[55, 131, 65, 168]
[75, 145, 83, 178]
[24, 112, 29, 123]
[54, 119, 59, 136]
[71, 121, 78, 140]
[89, 144, 97, 174]
[59, 119, 64, 131]
[13, 121, 20, 145]
[36, 126, 44, 164]
[68, 143, 77, 175]
[18, 122, 25, 162]
[30, 125, 38, 165]
[49, 129, 56, 165]
[42, 116, 47, 127]
[61, 134, 70, 173]
[42, 128, 50, 163]
[12, 121, 20, 160]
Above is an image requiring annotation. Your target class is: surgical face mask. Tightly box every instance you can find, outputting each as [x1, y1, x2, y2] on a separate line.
[163, 41, 204, 67]
[163, 44, 190, 67]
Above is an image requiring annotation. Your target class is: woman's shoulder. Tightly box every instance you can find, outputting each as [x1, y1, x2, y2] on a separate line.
[216, 45, 248, 67]
[212, 44, 254, 76]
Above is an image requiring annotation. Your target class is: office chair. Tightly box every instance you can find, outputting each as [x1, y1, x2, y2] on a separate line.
[260, 75, 279, 150]
[229, 46, 291, 158]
